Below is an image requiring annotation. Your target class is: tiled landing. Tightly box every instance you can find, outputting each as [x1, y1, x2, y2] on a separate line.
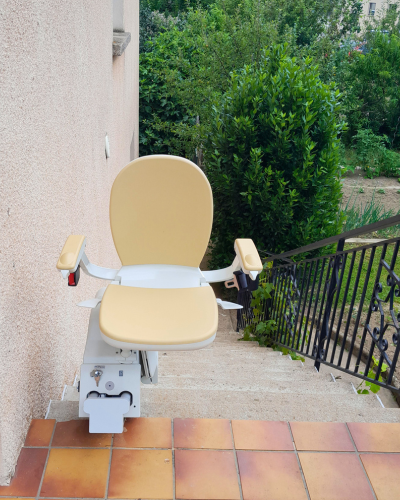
[1, 419, 400, 499]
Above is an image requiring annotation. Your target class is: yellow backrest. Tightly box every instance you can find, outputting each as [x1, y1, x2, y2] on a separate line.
[110, 155, 213, 267]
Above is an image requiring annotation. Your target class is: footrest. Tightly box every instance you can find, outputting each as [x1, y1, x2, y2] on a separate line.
[216, 298, 243, 310]
[83, 394, 130, 433]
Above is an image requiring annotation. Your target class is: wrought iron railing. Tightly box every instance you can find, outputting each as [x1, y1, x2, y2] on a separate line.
[236, 214, 400, 394]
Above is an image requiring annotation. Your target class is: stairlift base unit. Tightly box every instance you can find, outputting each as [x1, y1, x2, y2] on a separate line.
[79, 306, 141, 426]
[79, 363, 141, 419]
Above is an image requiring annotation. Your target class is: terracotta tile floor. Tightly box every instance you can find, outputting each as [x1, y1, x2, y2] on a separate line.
[1, 418, 399, 500]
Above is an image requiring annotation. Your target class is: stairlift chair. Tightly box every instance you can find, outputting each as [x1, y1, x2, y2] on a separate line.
[56, 155, 263, 433]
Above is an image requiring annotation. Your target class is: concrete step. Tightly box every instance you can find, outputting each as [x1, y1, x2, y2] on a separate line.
[199, 342, 267, 350]
[157, 363, 343, 386]
[47, 400, 82, 422]
[140, 388, 397, 422]
[151, 375, 358, 395]
[213, 335, 261, 342]
[158, 358, 299, 372]
[64, 373, 356, 399]
[157, 358, 306, 376]
[62, 385, 79, 402]
[63, 355, 391, 406]
[63, 370, 357, 401]
[160, 347, 291, 359]
[50, 388, 399, 423]
[159, 352, 285, 363]
[158, 365, 323, 383]
[160, 346, 267, 356]
[302, 358, 399, 409]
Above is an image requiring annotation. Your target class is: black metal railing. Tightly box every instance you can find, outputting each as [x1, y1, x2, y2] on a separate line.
[236, 214, 400, 394]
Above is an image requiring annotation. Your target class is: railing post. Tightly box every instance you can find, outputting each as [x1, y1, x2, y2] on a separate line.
[264, 259, 276, 323]
[314, 238, 345, 371]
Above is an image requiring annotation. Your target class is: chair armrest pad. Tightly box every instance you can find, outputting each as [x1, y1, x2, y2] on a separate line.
[234, 239, 262, 272]
[56, 235, 86, 271]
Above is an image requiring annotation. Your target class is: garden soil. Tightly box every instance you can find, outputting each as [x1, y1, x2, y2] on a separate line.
[341, 171, 400, 214]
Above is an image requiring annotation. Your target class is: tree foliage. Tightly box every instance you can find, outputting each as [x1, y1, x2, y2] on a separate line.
[204, 45, 344, 267]
[140, 0, 286, 155]
[139, 0, 365, 159]
[273, 0, 362, 47]
[139, 31, 198, 156]
[140, 7, 186, 53]
[141, 0, 212, 16]
[339, 33, 400, 147]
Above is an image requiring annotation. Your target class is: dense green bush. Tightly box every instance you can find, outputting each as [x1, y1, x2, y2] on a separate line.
[352, 129, 400, 178]
[141, 0, 212, 16]
[339, 32, 400, 147]
[139, 31, 197, 157]
[204, 45, 344, 268]
[144, 0, 284, 124]
[138, 0, 283, 158]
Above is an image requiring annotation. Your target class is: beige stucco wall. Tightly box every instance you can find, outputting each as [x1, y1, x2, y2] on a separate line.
[0, 0, 139, 485]
[361, 0, 392, 19]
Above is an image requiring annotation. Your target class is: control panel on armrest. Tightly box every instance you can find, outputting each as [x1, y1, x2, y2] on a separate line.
[234, 239, 263, 273]
[56, 235, 86, 271]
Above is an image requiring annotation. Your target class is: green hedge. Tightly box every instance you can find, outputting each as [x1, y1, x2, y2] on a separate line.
[204, 45, 345, 267]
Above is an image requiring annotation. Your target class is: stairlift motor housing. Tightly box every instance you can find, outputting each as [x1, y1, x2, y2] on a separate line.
[56, 155, 263, 433]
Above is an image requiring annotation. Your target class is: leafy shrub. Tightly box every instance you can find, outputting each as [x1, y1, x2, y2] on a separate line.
[242, 270, 276, 347]
[203, 44, 345, 268]
[338, 141, 357, 176]
[242, 264, 305, 358]
[356, 356, 388, 395]
[352, 129, 400, 178]
[154, 0, 284, 122]
[139, 31, 197, 157]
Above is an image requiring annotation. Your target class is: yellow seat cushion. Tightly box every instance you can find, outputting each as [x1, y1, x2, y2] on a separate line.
[99, 285, 218, 346]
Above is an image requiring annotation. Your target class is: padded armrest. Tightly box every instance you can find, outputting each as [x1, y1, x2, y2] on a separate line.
[234, 239, 262, 273]
[56, 235, 86, 271]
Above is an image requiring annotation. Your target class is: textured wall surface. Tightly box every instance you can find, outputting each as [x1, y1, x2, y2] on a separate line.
[0, 0, 139, 484]
[361, 0, 386, 19]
